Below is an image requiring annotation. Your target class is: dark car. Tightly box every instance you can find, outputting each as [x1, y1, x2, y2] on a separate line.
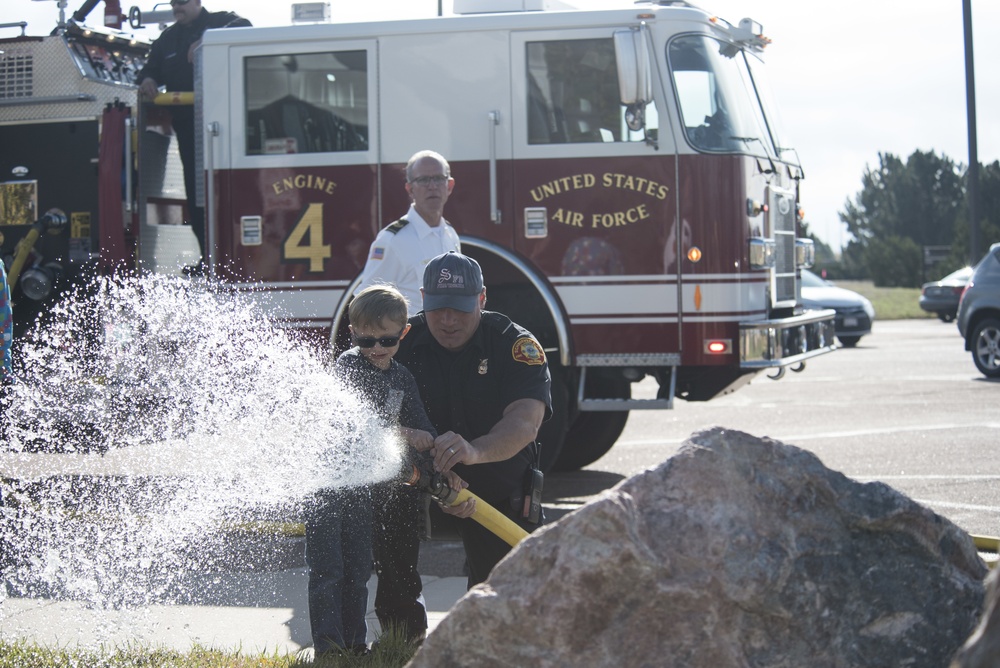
[800, 269, 875, 348]
[957, 242, 1000, 378]
[919, 266, 974, 322]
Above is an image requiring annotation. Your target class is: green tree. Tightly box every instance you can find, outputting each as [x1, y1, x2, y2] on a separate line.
[799, 219, 838, 277]
[864, 235, 922, 287]
[950, 160, 1000, 269]
[839, 150, 964, 286]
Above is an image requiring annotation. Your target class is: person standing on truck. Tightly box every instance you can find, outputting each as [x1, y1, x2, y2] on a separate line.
[352, 150, 460, 315]
[397, 251, 551, 588]
[136, 0, 251, 275]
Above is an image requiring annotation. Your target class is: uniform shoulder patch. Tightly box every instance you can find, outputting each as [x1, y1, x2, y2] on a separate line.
[385, 218, 410, 234]
[511, 337, 545, 366]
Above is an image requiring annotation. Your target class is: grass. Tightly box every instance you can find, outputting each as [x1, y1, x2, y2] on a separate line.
[833, 280, 931, 320]
[0, 629, 418, 668]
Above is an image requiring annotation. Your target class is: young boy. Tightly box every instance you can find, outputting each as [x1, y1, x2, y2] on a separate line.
[304, 284, 438, 656]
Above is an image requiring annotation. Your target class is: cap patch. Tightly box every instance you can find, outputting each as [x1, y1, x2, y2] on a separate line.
[435, 267, 467, 291]
[512, 337, 545, 366]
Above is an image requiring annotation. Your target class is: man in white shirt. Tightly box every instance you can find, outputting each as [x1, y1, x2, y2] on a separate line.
[353, 150, 461, 315]
[352, 150, 460, 645]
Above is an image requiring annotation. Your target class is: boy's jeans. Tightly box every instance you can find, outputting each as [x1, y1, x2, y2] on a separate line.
[305, 486, 372, 653]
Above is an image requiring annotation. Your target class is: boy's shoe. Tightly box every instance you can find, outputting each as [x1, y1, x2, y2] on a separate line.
[348, 644, 371, 656]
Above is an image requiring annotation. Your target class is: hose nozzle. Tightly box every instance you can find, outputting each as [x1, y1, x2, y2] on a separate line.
[402, 453, 459, 505]
[400, 451, 529, 548]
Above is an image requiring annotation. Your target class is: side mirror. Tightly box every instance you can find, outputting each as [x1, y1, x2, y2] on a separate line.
[614, 28, 652, 125]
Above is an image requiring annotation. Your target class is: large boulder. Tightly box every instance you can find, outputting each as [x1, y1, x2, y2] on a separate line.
[409, 427, 987, 668]
[950, 568, 1000, 668]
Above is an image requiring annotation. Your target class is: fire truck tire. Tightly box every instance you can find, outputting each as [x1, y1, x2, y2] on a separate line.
[554, 411, 629, 472]
[553, 372, 630, 472]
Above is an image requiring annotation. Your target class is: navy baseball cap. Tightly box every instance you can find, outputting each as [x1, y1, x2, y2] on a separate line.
[422, 251, 484, 312]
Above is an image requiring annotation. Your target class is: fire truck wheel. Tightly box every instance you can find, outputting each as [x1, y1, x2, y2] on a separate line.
[553, 372, 630, 472]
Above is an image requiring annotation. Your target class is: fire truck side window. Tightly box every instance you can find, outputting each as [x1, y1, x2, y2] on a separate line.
[744, 54, 798, 165]
[526, 38, 656, 145]
[244, 51, 369, 155]
[668, 35, 771, 158]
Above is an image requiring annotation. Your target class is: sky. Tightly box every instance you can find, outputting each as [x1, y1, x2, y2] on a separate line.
[5, 0, 999, 250]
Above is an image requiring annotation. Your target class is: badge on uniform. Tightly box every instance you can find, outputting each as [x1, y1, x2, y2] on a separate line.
[478, 358, 489, 375]
[371, 247, 385, 260]
[511, 337, 545, 365]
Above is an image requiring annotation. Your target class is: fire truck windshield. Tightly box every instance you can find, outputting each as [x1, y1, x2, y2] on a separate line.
[667, 34, 775, 159]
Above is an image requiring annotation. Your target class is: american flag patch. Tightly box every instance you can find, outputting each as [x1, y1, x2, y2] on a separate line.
[371, 247, 385, 260]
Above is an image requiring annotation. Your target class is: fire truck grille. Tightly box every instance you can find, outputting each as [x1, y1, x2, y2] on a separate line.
[775, 233, 796, 300]
[770, 187, 797, 304]
[0, 52, 33, 99]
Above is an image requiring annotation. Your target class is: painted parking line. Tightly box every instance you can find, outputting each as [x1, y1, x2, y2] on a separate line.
[854, 475, 1000, 481]
[617, 423, 1000, 449]
[779, 424, 1000, 441]
[911, 499, 1000, 513]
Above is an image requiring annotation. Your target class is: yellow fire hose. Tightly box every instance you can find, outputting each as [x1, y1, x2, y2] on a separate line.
[449, 487, 529, 548]
[152, 91, 194, 106]
[403, 462, 529, 548]
[6, 209, 66, 288]
[7, 226, 43, 288]
[972, 534, 999, 570]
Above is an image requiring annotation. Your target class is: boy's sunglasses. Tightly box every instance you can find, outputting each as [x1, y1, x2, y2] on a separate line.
[352, 328, 404, 349]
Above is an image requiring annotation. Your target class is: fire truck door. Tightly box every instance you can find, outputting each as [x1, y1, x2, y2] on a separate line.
[509, 29, 678, 352]
[214, 41, 379, 286]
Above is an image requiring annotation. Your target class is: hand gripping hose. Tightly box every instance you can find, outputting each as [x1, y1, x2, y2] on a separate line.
[403, 456, 528, 548]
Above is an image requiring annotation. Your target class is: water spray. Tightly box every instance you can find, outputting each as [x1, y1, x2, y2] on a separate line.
[0, 274, 407, 645]
[401, 454, 528, 548]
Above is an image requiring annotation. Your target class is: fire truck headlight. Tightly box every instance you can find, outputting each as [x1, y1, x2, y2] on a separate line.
[795, 238, 815, 268]
[749, 238, 775, 269]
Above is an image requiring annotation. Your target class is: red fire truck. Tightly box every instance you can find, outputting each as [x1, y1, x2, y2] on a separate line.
[1, 0, 835, 471]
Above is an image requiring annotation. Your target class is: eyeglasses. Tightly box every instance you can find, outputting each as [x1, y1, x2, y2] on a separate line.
[409, 174, 449, 187]
[352, 328, 405, 349]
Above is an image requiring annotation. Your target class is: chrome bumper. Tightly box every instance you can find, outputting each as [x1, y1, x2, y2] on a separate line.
[740, 309, 837, 369]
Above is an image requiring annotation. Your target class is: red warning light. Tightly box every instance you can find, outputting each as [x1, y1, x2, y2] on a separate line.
[705, 340, 731, 354]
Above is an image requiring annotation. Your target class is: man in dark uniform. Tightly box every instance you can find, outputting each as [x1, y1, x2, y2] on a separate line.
[136, 0, 251, 273]
[396, 251, 552, 588]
